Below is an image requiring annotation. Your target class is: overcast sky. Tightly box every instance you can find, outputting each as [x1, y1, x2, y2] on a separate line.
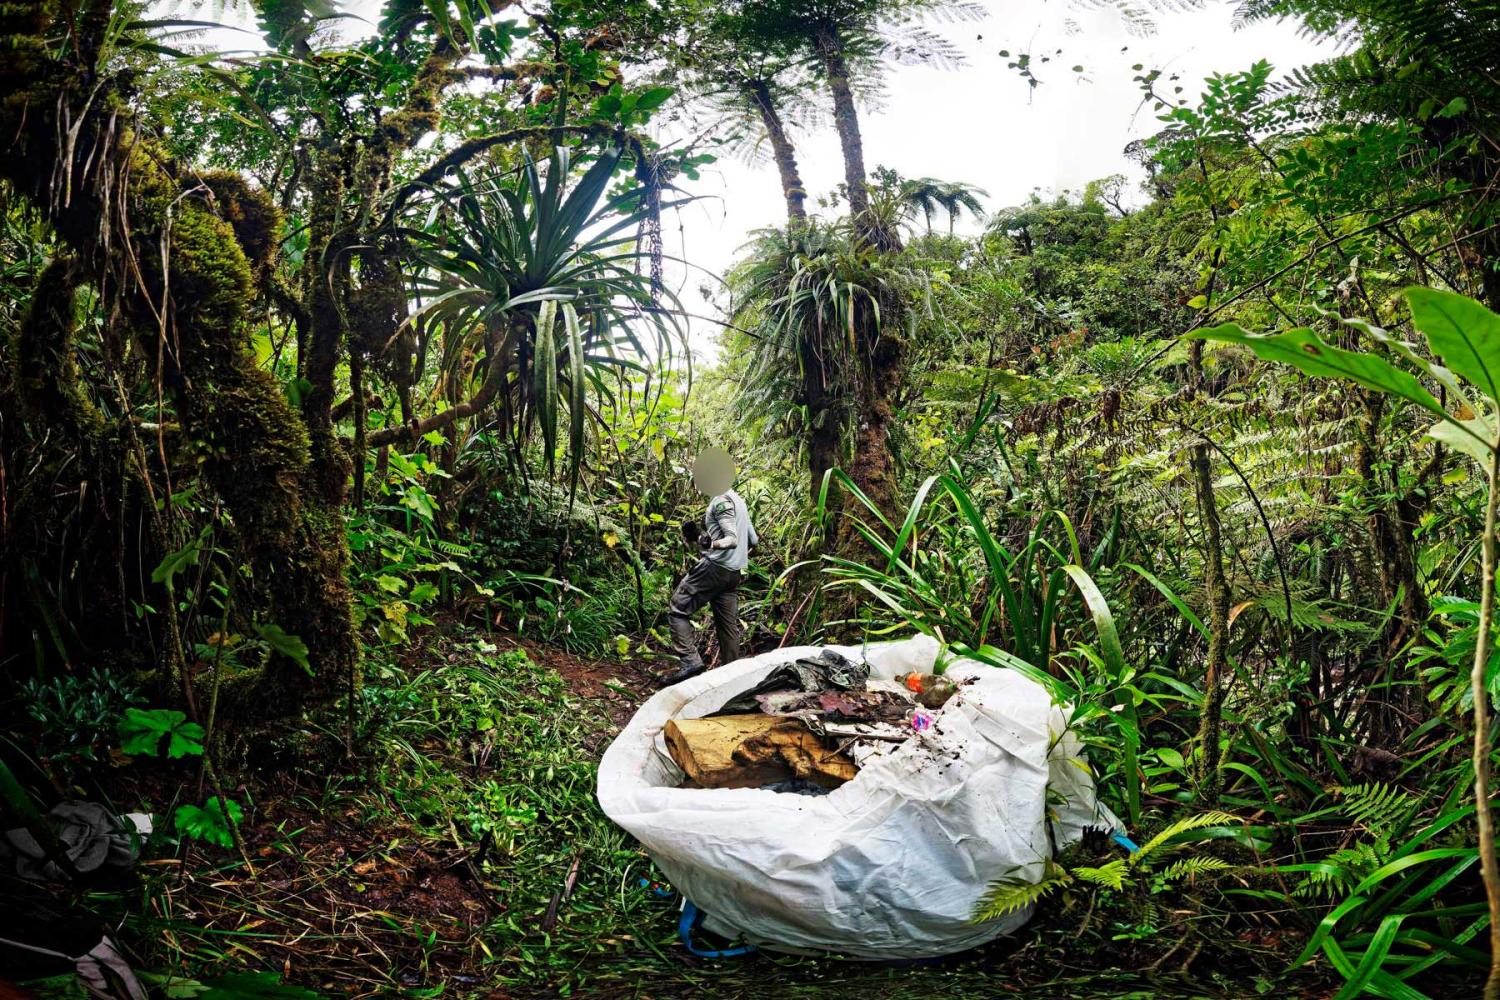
[656, 0, 1334, 359]
[193, 1, 1333, 359]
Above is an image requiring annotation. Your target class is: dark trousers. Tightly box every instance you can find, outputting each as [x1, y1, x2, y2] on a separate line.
[668, 559, 742, 670]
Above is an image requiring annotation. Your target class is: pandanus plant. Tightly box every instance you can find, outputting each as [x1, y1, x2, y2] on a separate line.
[402, 146, 683, 497]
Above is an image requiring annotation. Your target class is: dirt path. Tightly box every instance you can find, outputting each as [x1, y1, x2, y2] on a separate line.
[494, 634, 661, 728]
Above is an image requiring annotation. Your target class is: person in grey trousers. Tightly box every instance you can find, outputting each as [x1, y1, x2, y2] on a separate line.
[663, 447, 757, 687]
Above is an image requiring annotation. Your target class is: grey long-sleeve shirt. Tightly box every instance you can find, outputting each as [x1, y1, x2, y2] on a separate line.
[703, 489, 757, 572]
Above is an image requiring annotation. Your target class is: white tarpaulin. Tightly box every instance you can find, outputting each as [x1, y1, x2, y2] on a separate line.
[596, 635, 1120, 959]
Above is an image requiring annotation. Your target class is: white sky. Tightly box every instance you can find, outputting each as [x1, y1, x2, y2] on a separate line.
[658, 0, 1334, 360]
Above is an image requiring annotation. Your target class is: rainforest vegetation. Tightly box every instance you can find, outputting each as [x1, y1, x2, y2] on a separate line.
[3, 0, 1500, 997]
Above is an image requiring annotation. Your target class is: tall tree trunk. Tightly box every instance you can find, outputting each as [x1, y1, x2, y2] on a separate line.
[799, 336, 842, 503]
[1356, 388, 1430, 741]
[813, 23, 874, 233]
[811, 20, 902, 538]
[744, 78, 807, 225]
[835, 333, 903, 542]
[744, 76, 831, 496]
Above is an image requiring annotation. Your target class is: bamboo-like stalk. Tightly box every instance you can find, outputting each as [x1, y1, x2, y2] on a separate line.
[1191, 444, 1230, 803]
[1475, 435, 1500, 1000]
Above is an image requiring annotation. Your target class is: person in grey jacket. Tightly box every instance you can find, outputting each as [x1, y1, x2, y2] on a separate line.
[663, 447, 758, 686]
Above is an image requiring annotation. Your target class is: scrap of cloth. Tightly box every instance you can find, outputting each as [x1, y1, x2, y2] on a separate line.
[0, 801, 150, 881]
[755, 688, 911, 724]
[720, 649, 869, 713]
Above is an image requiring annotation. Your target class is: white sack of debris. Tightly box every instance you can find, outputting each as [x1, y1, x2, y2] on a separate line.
[596, 635, 1120, 959]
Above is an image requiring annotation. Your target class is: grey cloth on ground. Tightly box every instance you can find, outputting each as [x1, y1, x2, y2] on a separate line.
[720, 649, 869, 713]
[668, 558, 743, 670]
[0, 801, 148, 881]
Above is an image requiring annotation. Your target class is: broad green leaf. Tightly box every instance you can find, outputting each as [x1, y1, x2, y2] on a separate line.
[634, 85, 673, 112]
[255, 623, 312, 676]
[401, 485, 436, 522]
[151, 526, 210, 589]
[119, 707, 205, 758]
[1427, 416, 1494, 467]
[1407, 286, 1500, 406]
[1437, 96, 1468, 118]
[1193, 323, 1447, 420]
[174, 796, 243, 848]
[1330, 309, 1480, 412]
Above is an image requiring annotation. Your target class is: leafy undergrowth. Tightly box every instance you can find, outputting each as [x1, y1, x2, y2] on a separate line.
[101, 625, 1341, 999]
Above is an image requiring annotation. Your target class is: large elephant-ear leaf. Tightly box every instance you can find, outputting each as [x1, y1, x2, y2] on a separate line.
[1429, 415, 1496, 468]
[1407, 286, 1500, 407]
[533, 299, 559, 472]
[563, 303, 587, 504]
[1192, 323, 1448, 420]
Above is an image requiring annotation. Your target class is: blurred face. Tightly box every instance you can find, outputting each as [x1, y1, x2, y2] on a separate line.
[692, 447, 734, 496]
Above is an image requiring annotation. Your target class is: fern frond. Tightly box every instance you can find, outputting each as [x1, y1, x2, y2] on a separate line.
[971, 861, 1072, 922]
[1133, 810, 1238, 864]
[1074, 858, 1128, 890]
[1292, 842, 1382, 899]
[1158, 856, 1233, 884]
[1335, 782, 1415, 839]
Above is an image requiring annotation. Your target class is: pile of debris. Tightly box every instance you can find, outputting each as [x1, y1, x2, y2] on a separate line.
[662, 650, 961, 792]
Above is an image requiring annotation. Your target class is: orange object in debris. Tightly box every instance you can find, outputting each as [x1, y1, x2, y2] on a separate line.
[904, 672, 924, 693]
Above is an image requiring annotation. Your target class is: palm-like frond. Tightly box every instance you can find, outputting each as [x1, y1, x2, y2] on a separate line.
[402, 146, 684, 493]
[728, 219, 929, 445]
[894, 176, 988, 235]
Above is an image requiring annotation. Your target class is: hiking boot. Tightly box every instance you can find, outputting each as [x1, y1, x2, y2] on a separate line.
[661, 662, 706, 688]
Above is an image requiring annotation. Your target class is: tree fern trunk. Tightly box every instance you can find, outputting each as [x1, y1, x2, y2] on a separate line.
[745, 78, 808, 225]
[809, 19, 901, 534]
[813, 24, 872, 229]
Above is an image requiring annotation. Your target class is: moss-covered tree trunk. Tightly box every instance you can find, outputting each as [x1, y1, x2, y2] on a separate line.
[1, 0, 357, 717]
[7, 254, 133, 658]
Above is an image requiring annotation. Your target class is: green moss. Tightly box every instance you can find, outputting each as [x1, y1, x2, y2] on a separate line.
[15, 255, 105, 439]
[196, 170, 281, 277]
[166, 206, 254, 336]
